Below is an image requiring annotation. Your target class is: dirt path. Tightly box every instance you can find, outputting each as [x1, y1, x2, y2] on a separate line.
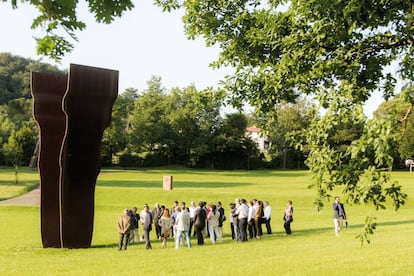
[0, 188, 40, 206]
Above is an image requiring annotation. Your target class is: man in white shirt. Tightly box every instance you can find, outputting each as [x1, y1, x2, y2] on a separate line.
[247, 200, 257, 239]
[189, 201, 196, 237]
[235, 199, 249, 242]
[264, 201, 272, 234]
[175, 206, 191, 249]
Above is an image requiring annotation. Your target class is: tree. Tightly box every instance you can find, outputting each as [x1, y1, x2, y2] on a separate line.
[2, 98, 33, 127]
[0, 53, 62, 166]
[128, 77, 224, 166]
[374, 85, 414, 163]
[210, 113, 261, 170]
[101, 87, 138, 165]
[2, 125, 37, 183]
[6, 0, 411, 241]
[258, 98, 316, 169]
[156, 0, 412, 108]
[0, 52, 62, 104]
[128, 76, 172, 157]
[2, 1, 134, 61]
[0, 113, 15, 165]
[167, 85, 223, 164]
[225, 113, 248, 136]
[154, 0, 410, 242]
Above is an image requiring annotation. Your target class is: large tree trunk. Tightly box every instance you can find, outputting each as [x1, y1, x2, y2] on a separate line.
[282, 142, 287, 169]
[29, 140, 40, 169]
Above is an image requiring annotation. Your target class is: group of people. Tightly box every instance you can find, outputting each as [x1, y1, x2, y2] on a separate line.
[117, 196, 347, 250]
[229, 198, 294, 242]
[117, 198, 295, 250]
[117, 204, 153, 250]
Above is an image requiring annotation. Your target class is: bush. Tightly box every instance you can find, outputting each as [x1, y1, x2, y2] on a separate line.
[142, 152, 169, 167]
[101, 155, 113, 167]
[118, 153, 143, 167]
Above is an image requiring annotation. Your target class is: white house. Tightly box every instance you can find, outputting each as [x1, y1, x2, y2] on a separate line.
[245, 126, 270, 152]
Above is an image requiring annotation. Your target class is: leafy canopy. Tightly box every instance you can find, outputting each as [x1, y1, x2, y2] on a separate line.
[154, 0, 411, 243]
[4, 0, 413, 243]
[3, 0, 134, 61]
[155, 0, 413, 110]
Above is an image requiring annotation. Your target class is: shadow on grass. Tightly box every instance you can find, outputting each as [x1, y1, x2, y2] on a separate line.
[378, 219, 414, 227]
[0, 180, 38, 186]
[91, 243, 119, 249]
[97, 180, 252, 188]
[217, 170, 310, 178]
[291, 219, 414, 237]
[92, 239, 164, 249]
[99, 168, 310, 178]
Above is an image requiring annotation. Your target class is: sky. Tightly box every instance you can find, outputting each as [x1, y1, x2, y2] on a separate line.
[0, 1, 384, 117]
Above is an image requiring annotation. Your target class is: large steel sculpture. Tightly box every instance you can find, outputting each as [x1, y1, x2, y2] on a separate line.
[31, 64, 118, 248]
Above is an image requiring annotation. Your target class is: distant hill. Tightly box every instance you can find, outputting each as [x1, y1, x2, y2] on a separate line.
[0, 52, 63, 105]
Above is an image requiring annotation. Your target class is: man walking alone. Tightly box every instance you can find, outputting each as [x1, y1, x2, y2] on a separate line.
[117, 208, 131, 250]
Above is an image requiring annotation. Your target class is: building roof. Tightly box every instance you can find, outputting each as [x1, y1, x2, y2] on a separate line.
[245, 126, 261, 132]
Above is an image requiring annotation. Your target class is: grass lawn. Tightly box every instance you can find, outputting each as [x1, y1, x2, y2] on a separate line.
[0, 166, 413, 275]
[0, 167, 39, 200]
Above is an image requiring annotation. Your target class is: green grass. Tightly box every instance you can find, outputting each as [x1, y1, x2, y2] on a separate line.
[0, 167, 39, 200]
[0, 166, 413, 275]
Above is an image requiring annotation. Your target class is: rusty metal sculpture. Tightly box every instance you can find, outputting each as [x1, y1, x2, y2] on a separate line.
[31, 64, 118, 248]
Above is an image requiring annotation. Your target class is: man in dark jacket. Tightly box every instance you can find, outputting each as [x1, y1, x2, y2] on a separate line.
[152, 203, 162, 240]
[217, 201, 225, 238]
[193, 201, 207, 245]
[140, 204, 153, 249]
[333, 196, 347, 236]
[128, 207, 140, 244]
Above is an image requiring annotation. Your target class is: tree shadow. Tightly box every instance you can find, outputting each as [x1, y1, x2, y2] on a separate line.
[91, 243, 119, 249]
[0, 180, 37, 187]
[99, 168, 310, 178]
[207, 170, 310, 178]
[378, 219, 414, 227]
[291, 219, 414, 236]
[97, 180, 252, 188]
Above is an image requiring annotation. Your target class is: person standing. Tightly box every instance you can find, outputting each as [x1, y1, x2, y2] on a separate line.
[201, 201, 208, 238]
[171, 206, 179, 239]
[283, 200, 293, 235]
[128, 207, 140, 244]
[140, 204, 153, 249]
[229, 202, 236, 240]
[170, 201, 179, 238]
[153, 203, 162, 240]
[333, 196, 346, 236]
[159, 208, 172, 248]
[217, 201, 225, 238]
[247, 200, 256, 239]
[233, 198, 241, 241]
[264, 200, 272, 235]
[255, 200, 264, 239]
[175, 206, 191, 249]
[189, 201, 197, 237]
[117, 208, 131, 250]
[207, 204, 222, 244]
[193, 201, 207, 245]
[235, 199, 249, 242]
